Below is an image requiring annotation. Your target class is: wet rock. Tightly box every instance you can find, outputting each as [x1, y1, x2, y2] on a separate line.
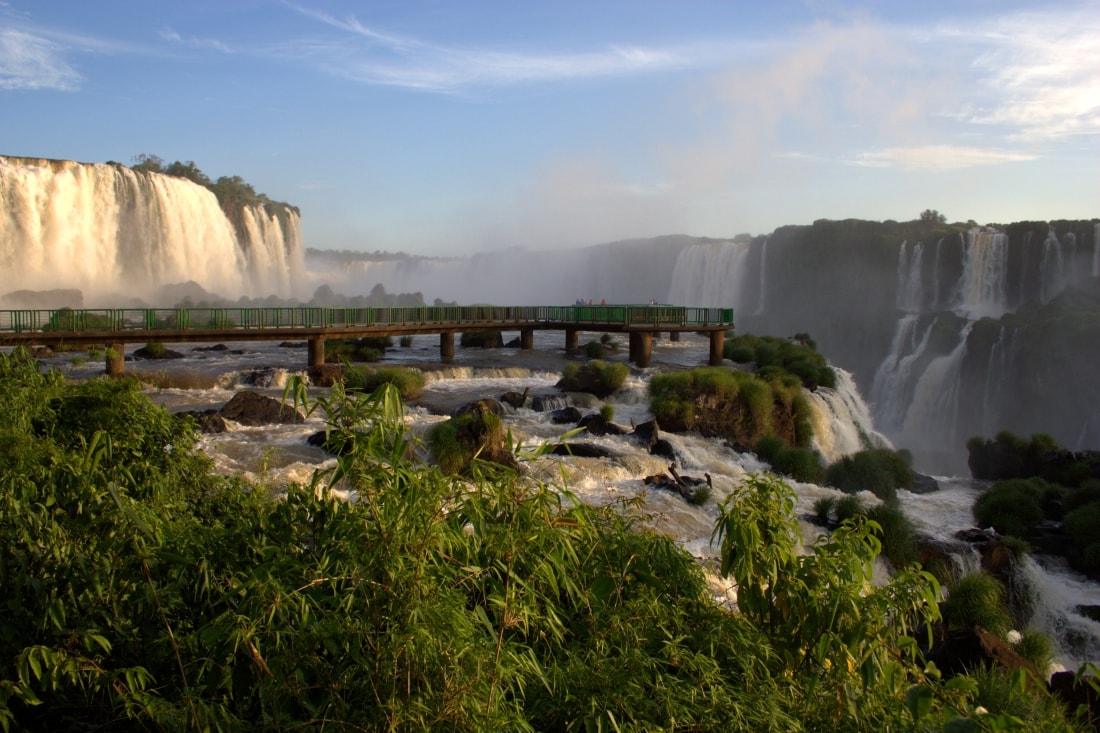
[500, 387, 529, 409]
[531, 394, 571, 412]
[549, 442, 617, 458]
[221, 390, 304, 426]
[651, 439, 677, 461]
[926, 626, 1042, 683]
[632, 419, 660, 452]
[176, 409, 227, 434]
[308, 364, 346, 387]
[576, 413, 627, 436]
[549, 406, 583, 424]
[133, 344, 185, 359]
[643, 466, 712, 504]
[192, 343, 229, 352]
[910, 472, 940, 494]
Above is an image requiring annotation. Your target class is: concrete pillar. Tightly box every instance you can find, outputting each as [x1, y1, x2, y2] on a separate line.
[709, 330, 725, 366]
[565, 328, 579, 353]
[630, 332, 652, 368]
[520, 328, 534, 350]
[308, 338, 326, 367]
[440, 332, 455, 363]
[106, 343, 125, 376]
[669, 331, 681, 342]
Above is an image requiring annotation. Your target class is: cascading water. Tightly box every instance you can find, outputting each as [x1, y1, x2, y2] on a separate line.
[666, 240, 750, 308]
[953, 228, 1010, 319]
[753, 237, 769, 315]
[0, 156, 305, 304]
[897, 240, 925, 313]
[807, 367, 892, 462]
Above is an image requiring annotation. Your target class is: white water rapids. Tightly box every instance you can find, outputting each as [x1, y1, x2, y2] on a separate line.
[23, 330, 1100, 674]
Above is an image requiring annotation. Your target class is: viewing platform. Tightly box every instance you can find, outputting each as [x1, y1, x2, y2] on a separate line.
[0, 304, 734, 374]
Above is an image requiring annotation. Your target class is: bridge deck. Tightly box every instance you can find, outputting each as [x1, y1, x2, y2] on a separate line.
[0, 305, 734, 372]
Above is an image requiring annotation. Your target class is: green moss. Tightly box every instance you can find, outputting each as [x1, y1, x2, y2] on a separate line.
[344, 366, 426, 400]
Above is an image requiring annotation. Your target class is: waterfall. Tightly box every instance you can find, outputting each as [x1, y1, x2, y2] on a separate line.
[1094, 223, 1100, 277]
[869, 315, 938, 434]
[1014, 555, 1100, 672]
[899, 322, 974, 461]
[896, 240, 924, 312]
[807, 367, 892, 463]
[666, 240, 750, 308]
[1039, 224, 1069, 303]
[980, 325, 1012, 437]
[0, 156, 304, 304]
[754, 237, 769, 315]
[953, 228, 1009, 319]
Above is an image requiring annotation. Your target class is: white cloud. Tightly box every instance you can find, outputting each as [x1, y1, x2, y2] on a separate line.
[0, 28, 80, 90]
[941, 6, 1100, 140]
[852, 145, 1035, 170]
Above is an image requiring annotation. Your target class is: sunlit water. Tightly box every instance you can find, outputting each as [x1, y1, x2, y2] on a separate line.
[20, 329, 1100, 672]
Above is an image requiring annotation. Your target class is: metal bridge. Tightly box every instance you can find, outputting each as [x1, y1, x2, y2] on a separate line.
[0, 305, 734, 374]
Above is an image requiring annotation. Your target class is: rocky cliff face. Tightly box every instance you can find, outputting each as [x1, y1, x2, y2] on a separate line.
[663, 219, 1100, 473]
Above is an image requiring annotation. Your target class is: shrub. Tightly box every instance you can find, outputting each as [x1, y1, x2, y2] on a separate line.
[461, 331, 502, 348]
[834, 494, 865, 524]
[770, 446, 825, 484]
[755, 435, 784, 464]
[813, 496, 836, 525]
[972, 478, 1049, 538]
[559, 359, 629, 398]
[826, 449, 913, 505]
[726, 345, 756, 363]
[599, 403, 615, 422]
[865, 504, 918, 570]
[344, 366, 426, 400]
[941, 572, 1012, 637]
[1013, 628, 1054, 672]
[143, 341, 167, 358]
[583, 340, 605, 359]
[399, 335, 414, 347]
[721, 333, 835, 390]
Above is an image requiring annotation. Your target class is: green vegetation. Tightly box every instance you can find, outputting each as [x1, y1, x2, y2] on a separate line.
[973, 478, 1053, 539]
[584, 339, 606, 358]
[825, 448, 914, 505]
[599, 402, 615, 423]
[399, 334, 414, 347]
[558, 359, 629, 398]
[723, 333, 836, 390]
[650, 367, 813, 449]
[460, 331, 503, 348]
[941, 571, 1014, 637]
[325, 337, 390, 362]
[805, 493, 918, 571]
[0, 350, 1088, 731]
[130, 154, 297, 213]
[969, 431, 1100, 576]
[343, 365, 426, 400]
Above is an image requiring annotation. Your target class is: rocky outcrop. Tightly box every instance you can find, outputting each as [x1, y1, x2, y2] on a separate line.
[220, 390, 304, 426]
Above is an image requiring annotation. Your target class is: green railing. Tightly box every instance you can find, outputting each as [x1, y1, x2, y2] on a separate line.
[0, 305, 734, 335]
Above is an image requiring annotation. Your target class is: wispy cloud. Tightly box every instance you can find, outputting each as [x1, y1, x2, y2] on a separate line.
[940, 6, 1100, 141]
[0, 27, 80, 90]
[287, 4, 690, 92]
[159, 27, 231, 54]
[852, 145, 1035, 170]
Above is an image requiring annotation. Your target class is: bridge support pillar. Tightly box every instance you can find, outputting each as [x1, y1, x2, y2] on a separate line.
[308, 338, 326, 367]
[106, 343, 125, 376]
[440, 332, 455, 363]
[520, 328, 534, 350]
[669, 331, 680, 342]
[629, 332, 652, 368]
[709, 330, 725, 366]
[565, 328, 579, 353]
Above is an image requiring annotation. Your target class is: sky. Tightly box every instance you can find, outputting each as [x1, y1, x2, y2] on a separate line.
[1, 0, 1098, 257]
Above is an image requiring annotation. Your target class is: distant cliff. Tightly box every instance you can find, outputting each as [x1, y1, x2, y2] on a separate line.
[0, 155, 305, 305]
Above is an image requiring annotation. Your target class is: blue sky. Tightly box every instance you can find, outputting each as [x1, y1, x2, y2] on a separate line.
[2, 1, 1097, 256]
